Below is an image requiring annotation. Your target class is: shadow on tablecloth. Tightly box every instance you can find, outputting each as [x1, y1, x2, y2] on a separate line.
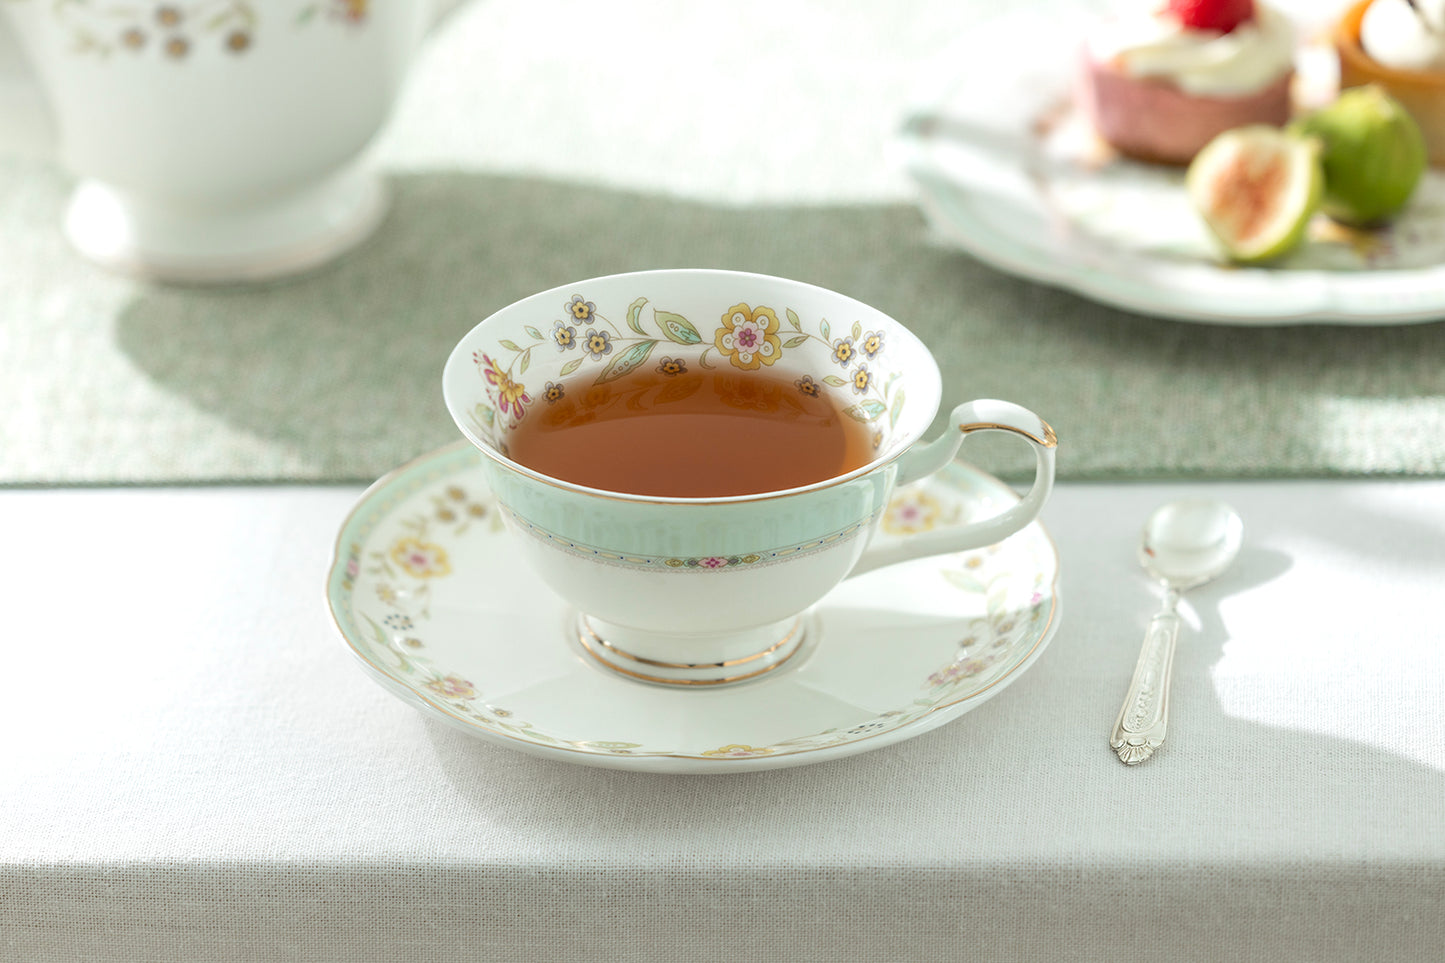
[5, 165, 1445, 483]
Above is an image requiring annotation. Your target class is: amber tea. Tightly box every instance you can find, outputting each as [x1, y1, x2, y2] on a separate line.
[506, 365, 876, 497]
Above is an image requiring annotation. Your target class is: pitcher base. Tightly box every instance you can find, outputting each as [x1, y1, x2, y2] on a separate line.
[63, 167, 387, 284]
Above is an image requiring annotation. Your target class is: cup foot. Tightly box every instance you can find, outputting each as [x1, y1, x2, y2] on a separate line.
[63, 166, 388, 284]
[575, 614, 807, 687]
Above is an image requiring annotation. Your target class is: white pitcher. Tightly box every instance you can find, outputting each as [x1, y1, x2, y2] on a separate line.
[0, 0, 435, 282]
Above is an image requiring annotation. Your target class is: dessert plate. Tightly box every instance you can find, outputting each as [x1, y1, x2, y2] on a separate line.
[893, 8, 1445, 325]
[326, 442, 1061, 773]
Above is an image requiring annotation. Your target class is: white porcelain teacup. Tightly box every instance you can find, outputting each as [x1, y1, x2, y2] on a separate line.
[0, 0, 435, 281]
[442, 269, 1057, 686]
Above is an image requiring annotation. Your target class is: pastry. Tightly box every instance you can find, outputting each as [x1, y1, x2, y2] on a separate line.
[1080, 0, 1297, 164]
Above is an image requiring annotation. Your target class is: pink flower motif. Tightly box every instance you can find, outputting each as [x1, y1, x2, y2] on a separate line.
[927, 657, 990, 688]
[478, 353, 531, 420]
[882, 490, 943, 535]
[701, 744, 774, 758]
[389, 537, 451, 578]
[425, 675, 477, 700]
[698, 557, 728, 569]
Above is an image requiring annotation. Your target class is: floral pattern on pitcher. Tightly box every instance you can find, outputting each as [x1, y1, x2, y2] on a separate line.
[332, 452, 1056, 761]
[464, 293, 906, 457]
[10, 0, 368, 60]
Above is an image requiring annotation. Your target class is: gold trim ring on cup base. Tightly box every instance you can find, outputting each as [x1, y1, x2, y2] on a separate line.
[575, 615, 807, 687]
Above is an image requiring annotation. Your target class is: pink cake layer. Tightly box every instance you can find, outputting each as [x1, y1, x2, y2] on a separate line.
[1079, 51, 1294, 165]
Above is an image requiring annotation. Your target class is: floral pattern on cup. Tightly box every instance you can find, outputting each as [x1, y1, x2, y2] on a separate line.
[463, 293, 906, 457]
[12, 0, 367, 60]
[331, 449, 1056, 761]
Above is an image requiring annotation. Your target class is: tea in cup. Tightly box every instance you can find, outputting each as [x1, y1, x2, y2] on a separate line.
[442, 269, 1057, 686]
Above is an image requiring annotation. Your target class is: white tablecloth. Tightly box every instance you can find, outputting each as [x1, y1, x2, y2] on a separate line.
[4, 478, 1442, 961]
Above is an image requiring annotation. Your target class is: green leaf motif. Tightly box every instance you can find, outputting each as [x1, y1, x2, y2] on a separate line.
[786, 308, 801, 331]
[560, 357, 584, 377]
[820, 319, 831, 342]
[626, 297, 648, 336]
[518, 347, 532, 374]
[941, 570, 988, 595]
[889, 389, 906, 428]
[823, 375, 848, 387]
[499, 339, 522, 352]
[852, 320, 862, 341]
[654, 310, 702, 345]
[596, 339, 658, 384]
[783, 335, 809, 349]
[525, 325, 543, 340]
[844, 400, 888, 423]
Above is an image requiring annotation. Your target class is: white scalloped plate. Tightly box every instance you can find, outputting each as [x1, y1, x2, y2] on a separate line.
[326, 442, 1061, 773]
[893, 8, 1445, 325]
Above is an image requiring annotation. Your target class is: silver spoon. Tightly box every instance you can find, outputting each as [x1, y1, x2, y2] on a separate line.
[1110, 499, 1244, 765]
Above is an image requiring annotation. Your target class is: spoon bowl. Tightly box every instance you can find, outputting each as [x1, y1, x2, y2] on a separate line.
[1140, 499, 1246, 592]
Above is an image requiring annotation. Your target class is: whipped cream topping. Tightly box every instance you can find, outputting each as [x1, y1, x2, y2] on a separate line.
[1360, 0, 1445, 72]
[1088, 3, 1296, 96]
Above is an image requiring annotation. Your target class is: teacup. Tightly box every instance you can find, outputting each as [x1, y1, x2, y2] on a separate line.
[442, 269, 1057, 686]
[0, 0, 436, 282]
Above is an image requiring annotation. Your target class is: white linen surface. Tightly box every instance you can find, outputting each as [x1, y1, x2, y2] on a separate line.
[2, 479, 1441, 961]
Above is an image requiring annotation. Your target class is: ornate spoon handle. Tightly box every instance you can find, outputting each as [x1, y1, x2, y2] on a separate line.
[1110, 607, 1180, 765]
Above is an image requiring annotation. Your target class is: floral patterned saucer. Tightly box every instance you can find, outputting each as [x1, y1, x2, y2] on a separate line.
[326, 442, 1061, 773]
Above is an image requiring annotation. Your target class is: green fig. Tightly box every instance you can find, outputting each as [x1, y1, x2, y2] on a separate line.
[1187, 125, 1323, 264]
[1290, 85, 1426, 227]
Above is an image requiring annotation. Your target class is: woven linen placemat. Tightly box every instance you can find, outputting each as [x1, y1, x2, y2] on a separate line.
[3, 0, 1442, 485]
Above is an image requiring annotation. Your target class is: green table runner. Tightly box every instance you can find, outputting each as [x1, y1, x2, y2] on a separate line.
[6, 160, 1444, 485]
[3, 0, 1441, 485]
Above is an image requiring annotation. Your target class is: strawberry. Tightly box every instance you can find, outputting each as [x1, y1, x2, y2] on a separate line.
[1166, 0, 1256, 33]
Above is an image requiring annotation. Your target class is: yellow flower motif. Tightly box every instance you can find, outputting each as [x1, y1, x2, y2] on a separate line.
[714, 304, 782, 370]
[390, 537, 452, 578]
[881, 489, 944, 535]
[701, 744, 775, 758]
[567, 294, 597, 321]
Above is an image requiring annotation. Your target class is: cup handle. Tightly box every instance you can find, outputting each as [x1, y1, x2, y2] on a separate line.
[849, 399, 1057, 576]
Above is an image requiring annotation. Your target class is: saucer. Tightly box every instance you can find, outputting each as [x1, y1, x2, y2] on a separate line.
[326, 442, 1061, 773]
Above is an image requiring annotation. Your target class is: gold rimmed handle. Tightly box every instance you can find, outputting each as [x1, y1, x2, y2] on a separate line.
[959, 419, 1058, 450]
